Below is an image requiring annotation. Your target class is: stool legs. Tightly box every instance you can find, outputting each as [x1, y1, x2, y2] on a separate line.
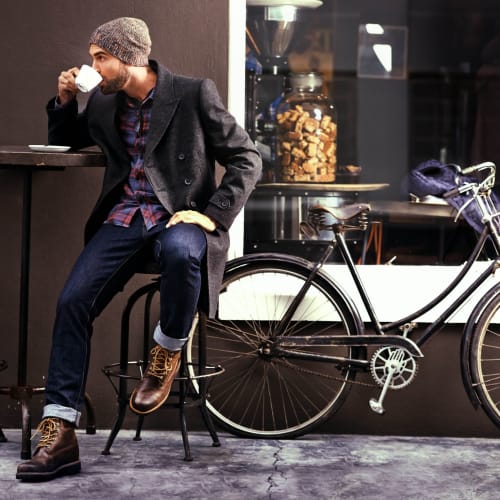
[129, 345, 217, 461]
[84, 392, 97, 435]
[0, 369, 96, 457]
[178, 352, 192, 461]
[132, 285, 156, 443]
[102, 283, 156, 456]
[102, 280, 221, 459]
[102, 398, 128, 455]
[133, 415, 145, 441]
[195, 311, 220, 447]
[0, 387, 96, 458]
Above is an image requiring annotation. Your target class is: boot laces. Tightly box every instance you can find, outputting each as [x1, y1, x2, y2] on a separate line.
[32, 417, 60, 448]
[145, 345, 177, 381]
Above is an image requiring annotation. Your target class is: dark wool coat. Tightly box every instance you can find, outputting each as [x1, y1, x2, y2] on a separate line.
[47, 60, 262, 316]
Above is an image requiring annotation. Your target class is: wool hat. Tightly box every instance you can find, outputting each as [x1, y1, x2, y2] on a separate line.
[89, 17, 151, 66]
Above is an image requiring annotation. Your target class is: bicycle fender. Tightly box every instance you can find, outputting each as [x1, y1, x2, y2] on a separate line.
[224, 252, 365, 335]
[225, 252, 318, 274]
[460, 283, 500, 409]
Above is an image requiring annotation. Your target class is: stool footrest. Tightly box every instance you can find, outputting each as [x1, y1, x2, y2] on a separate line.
[102, 360, 224, 383]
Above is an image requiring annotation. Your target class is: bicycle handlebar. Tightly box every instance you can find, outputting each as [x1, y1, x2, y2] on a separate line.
[442, 161, 496, 200]
[461, 161, 496, 177]
[442, 186, 463, 199]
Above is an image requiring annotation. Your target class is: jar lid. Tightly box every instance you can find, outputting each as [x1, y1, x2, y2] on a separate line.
[289, 72, 323, 90]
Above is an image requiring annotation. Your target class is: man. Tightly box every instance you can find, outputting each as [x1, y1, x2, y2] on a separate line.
[16, 17, 261, 481]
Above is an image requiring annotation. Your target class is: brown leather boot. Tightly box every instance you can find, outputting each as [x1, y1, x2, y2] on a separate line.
[16, 417, 80, 481]
[129, 345, 181, 415]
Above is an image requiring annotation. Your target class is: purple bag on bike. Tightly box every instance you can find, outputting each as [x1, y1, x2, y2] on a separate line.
[408, 159, 499, 234]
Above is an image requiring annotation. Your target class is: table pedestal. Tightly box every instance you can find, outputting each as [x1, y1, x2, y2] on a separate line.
[0, 146, 104, 458]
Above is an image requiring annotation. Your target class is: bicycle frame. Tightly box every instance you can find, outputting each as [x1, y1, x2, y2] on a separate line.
[337, 224, 500, 348]
[272, 229, 499, 362]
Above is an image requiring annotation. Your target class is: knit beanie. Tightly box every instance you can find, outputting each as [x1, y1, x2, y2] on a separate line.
[89, 17, 151, 66]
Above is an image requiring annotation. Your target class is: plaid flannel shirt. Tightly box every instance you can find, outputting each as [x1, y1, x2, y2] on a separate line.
[106, 88, 169, 230]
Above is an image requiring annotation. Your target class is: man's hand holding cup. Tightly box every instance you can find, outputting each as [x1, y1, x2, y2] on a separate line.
[57, 65, 102, 106]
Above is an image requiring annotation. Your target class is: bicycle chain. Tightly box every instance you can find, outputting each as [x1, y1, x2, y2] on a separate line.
[274, 357, 378, 388]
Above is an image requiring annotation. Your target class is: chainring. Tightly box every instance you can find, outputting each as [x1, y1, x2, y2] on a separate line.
[370, 346, 418, 389]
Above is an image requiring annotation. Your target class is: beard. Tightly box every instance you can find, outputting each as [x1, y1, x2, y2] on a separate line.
[100, 63, 129, 94]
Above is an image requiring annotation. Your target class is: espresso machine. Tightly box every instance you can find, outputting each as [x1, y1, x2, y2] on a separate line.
[244, 1, 355, 259]
[245, 0, 323, 181]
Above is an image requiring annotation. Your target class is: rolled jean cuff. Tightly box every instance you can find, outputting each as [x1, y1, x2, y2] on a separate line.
[43, 404, 81, 427]
[153, 322, 188, 352]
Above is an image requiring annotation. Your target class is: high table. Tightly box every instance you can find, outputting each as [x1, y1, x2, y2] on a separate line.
[0, 146, 105, 459]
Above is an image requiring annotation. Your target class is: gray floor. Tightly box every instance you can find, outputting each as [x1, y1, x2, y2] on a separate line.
[1, 428, 500, 499]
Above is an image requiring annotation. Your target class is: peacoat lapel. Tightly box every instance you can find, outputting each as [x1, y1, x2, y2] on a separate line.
[145, 63, 180, 160]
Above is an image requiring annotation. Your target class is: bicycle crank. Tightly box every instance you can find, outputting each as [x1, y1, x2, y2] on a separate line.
[368, 346, 418, 414]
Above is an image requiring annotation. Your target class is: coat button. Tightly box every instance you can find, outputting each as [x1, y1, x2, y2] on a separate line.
[189, 201, 197, 208]
[220, 200, 229, 208]
[178, 153, 185, 160]
[184, 178, 192, 185]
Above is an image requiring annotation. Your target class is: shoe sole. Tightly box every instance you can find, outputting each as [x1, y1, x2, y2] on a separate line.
[129, 385, 173, 415]
[16, 460, 81, 482]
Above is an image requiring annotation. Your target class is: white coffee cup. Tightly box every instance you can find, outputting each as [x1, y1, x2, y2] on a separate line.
[75, 64, 102, 93]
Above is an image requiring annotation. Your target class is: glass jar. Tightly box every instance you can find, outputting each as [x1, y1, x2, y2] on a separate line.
[276, 72, 337, 183]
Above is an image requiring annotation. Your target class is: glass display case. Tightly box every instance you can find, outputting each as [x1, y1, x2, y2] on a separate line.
[243, 0, 500, 265]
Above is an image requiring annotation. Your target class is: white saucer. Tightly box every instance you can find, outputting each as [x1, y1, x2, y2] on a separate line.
[28, 145, 71, 153]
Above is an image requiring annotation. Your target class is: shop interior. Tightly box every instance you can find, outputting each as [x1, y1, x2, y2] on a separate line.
[242, 0, 500, 266]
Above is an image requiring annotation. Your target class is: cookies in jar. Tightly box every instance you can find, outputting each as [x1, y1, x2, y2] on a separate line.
[276, 72, 337, 183]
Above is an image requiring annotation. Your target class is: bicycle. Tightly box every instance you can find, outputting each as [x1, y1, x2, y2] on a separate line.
[187, 161, 500, 439]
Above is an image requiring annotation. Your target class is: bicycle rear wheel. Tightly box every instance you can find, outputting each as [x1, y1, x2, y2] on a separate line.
[187, 257, 361, 438]
[470, 290, 500, 427]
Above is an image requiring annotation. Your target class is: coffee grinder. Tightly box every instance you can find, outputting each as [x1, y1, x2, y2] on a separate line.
[245, 0, 323, 181]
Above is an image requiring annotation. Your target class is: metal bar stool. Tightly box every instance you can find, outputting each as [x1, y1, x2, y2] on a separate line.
[0, 360, 96, 454]
[101, 265, 223, 461]
[0, 367, 96, 458]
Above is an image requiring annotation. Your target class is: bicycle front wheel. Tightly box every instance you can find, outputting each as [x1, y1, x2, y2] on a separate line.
[470, 290, 500, 427]
[187, 257, 361, 439]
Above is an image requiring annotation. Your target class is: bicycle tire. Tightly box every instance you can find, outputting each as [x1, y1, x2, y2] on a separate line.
[469, 288, 500, 427]
[186, 256, 362, 439]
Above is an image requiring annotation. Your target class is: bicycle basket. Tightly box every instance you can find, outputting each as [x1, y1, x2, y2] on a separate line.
[407, 159, 499, 233]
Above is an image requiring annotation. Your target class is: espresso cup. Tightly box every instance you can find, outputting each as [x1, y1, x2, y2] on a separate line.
[75, 64, 102, 93]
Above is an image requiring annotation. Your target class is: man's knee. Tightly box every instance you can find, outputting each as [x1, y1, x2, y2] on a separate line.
[155, 224, 206, 265]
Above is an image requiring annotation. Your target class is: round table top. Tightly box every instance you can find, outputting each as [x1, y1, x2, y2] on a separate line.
[0, 145, 105, 168]
[256, 182, 390, 193]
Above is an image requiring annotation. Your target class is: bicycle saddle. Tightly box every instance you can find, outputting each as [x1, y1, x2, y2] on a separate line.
[310, 203, 371, 221]
[301, 203, 371, 239]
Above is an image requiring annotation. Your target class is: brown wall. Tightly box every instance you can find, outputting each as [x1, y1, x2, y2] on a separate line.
[0, 0, 498, 439]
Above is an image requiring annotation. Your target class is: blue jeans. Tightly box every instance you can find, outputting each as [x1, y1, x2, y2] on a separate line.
[43, 213, 207, 425]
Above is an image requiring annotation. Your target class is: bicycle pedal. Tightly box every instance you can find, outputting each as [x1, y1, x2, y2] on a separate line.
[369, 397, 385, 415]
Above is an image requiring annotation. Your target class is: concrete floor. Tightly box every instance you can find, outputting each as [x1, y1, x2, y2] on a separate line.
[1, 428, 500, 499]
